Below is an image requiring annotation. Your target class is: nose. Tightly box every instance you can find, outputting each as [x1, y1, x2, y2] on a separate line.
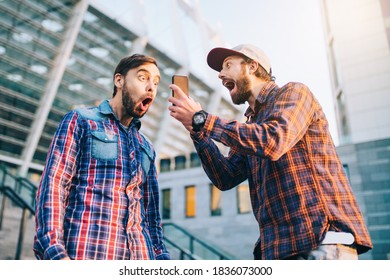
[218, 70, 225, 80]
[147, 80, 157, 92]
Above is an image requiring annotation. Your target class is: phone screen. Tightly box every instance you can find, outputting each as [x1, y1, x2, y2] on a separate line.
[172, 75, 189, 98]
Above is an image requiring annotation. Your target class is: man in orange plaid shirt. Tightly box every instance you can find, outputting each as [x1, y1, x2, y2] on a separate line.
[169, 44, 372, 260]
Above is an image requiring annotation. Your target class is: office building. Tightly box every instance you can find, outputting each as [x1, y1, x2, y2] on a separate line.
[320, 0, 390, 259]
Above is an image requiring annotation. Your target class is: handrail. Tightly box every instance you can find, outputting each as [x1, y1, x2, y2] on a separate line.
[0, 186, 35, 215]
[16, 177, 37, 192]
[15, 177, 37, 208]
[162, 222, 234, 260]
[163, 236, 200, 260]
[0, 164, 37, 209]
[0, 164, 10, 187]
[0, 186, 35, 260]
[0, 164, 37, 260]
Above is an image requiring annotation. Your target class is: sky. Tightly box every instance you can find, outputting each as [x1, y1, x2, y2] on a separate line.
[92, 0, 338, 144]
[198, 0, 338, 143]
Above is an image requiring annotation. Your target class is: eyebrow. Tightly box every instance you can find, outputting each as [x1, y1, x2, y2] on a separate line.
[223, 57, 234, 65]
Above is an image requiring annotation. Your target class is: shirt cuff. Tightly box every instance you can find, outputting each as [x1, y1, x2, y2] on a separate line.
[154, 244, 171, 260]
[155, 252, 171, 260]
[44, 244, 69, 260]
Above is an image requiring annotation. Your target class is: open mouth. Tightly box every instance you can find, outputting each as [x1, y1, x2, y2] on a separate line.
[141, 97, 153, 106]
[222, 79, 235, 91]
[140, 96, 153, 110]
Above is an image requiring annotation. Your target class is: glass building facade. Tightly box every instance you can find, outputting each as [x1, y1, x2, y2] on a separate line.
[0, 0, 239, 178]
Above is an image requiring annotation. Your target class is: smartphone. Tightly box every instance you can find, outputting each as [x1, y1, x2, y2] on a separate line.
[172, 75, 189, 98]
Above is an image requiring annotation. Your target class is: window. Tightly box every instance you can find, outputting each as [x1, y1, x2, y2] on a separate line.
[185, 185, 196, 218]
[159, 158, 171, 172]
[162, 189, 171, 220]
[237, 184, 251, 214]
[342, 164, 350, 183]
[210, 184, 222, 216]
[175, 155, 186, 170]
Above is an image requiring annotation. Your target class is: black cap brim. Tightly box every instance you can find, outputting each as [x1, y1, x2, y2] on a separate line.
[207, 47, 247, 72]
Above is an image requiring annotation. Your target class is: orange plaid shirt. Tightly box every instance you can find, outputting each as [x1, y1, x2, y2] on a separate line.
[191, 81, 372, 259]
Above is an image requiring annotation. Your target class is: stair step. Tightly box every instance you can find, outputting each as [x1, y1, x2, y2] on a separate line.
[0, 204, 35, 260]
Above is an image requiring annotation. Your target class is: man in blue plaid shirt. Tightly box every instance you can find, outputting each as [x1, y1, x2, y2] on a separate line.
[34, 54, 170, 260]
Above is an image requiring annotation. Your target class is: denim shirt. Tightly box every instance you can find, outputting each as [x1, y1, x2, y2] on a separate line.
[34, 99, 170, 260]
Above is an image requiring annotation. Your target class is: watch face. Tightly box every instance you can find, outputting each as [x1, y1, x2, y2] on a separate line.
[194, 114, 205, 124]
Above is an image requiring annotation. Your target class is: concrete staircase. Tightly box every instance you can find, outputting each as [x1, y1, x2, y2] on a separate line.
[0, 202, 35, 260]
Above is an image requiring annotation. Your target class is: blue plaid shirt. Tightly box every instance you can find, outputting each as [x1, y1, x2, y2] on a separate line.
[34, 100, 170, 260]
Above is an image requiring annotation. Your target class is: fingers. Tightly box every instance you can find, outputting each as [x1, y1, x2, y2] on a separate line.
[169, 84, 186, 99]
[168, 84, 204, 132]
[168, 105, 187, 122]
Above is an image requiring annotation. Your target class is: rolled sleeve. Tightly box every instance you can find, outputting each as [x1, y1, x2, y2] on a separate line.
[34, 230, 69, 260]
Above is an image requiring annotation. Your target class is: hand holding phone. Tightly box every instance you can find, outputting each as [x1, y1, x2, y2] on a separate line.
[169, 75, 203, 131]
[172, 75, 189, 98]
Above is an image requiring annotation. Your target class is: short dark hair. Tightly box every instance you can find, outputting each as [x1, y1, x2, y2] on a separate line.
[112, 54, 158, 97]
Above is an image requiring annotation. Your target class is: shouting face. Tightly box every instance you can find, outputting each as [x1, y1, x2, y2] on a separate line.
[120, 63, 160, 119]
[218, 56, 252, 105]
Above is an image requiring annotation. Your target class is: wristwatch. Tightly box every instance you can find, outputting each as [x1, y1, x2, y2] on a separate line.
[192, 110, 208, 132]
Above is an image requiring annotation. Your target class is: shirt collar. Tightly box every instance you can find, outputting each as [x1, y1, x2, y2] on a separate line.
[244, 81, 278, 119]
[98, 99, 141, 130]
[98, 99, 113, 115]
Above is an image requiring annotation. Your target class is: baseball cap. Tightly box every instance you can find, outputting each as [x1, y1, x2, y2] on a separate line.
[207, 44, 272, 74]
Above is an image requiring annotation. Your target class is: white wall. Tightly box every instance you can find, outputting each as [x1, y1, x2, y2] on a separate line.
[326, 0, 390, 144]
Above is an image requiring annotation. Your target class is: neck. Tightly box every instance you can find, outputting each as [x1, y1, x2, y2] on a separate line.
[109, 98, 133, 127]
[247, 80, 268, 111]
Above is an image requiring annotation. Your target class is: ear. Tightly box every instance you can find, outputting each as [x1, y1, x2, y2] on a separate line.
[249, 60, 259, 75]
[114, 73, 123, 88]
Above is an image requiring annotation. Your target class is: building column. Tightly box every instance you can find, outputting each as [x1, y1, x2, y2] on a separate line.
[18, 0, 90, 177]
[128, 0, 148, 54]
[130, 36, 148, 54]
[170, 0, 190, 72]
[153, 103, 172, 160]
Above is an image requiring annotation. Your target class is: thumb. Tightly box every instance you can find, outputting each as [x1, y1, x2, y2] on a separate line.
[169, 84, 187, 99]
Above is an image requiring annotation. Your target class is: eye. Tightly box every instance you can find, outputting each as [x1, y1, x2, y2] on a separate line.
[222, 62, 231, 70]
[139, 75, 146, 81]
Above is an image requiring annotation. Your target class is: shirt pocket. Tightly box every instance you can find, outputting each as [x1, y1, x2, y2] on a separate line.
[90, 130, 118, 161]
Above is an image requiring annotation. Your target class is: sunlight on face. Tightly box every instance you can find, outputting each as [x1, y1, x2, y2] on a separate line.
[220, 56, 252, 105]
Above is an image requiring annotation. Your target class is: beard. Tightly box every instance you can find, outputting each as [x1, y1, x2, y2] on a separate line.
[122, 81, 147, 119]
[231, 75, 251, 105]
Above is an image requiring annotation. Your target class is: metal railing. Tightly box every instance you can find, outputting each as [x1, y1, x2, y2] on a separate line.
[162, 222, 234, 260]
[0, 164, 36, 260]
